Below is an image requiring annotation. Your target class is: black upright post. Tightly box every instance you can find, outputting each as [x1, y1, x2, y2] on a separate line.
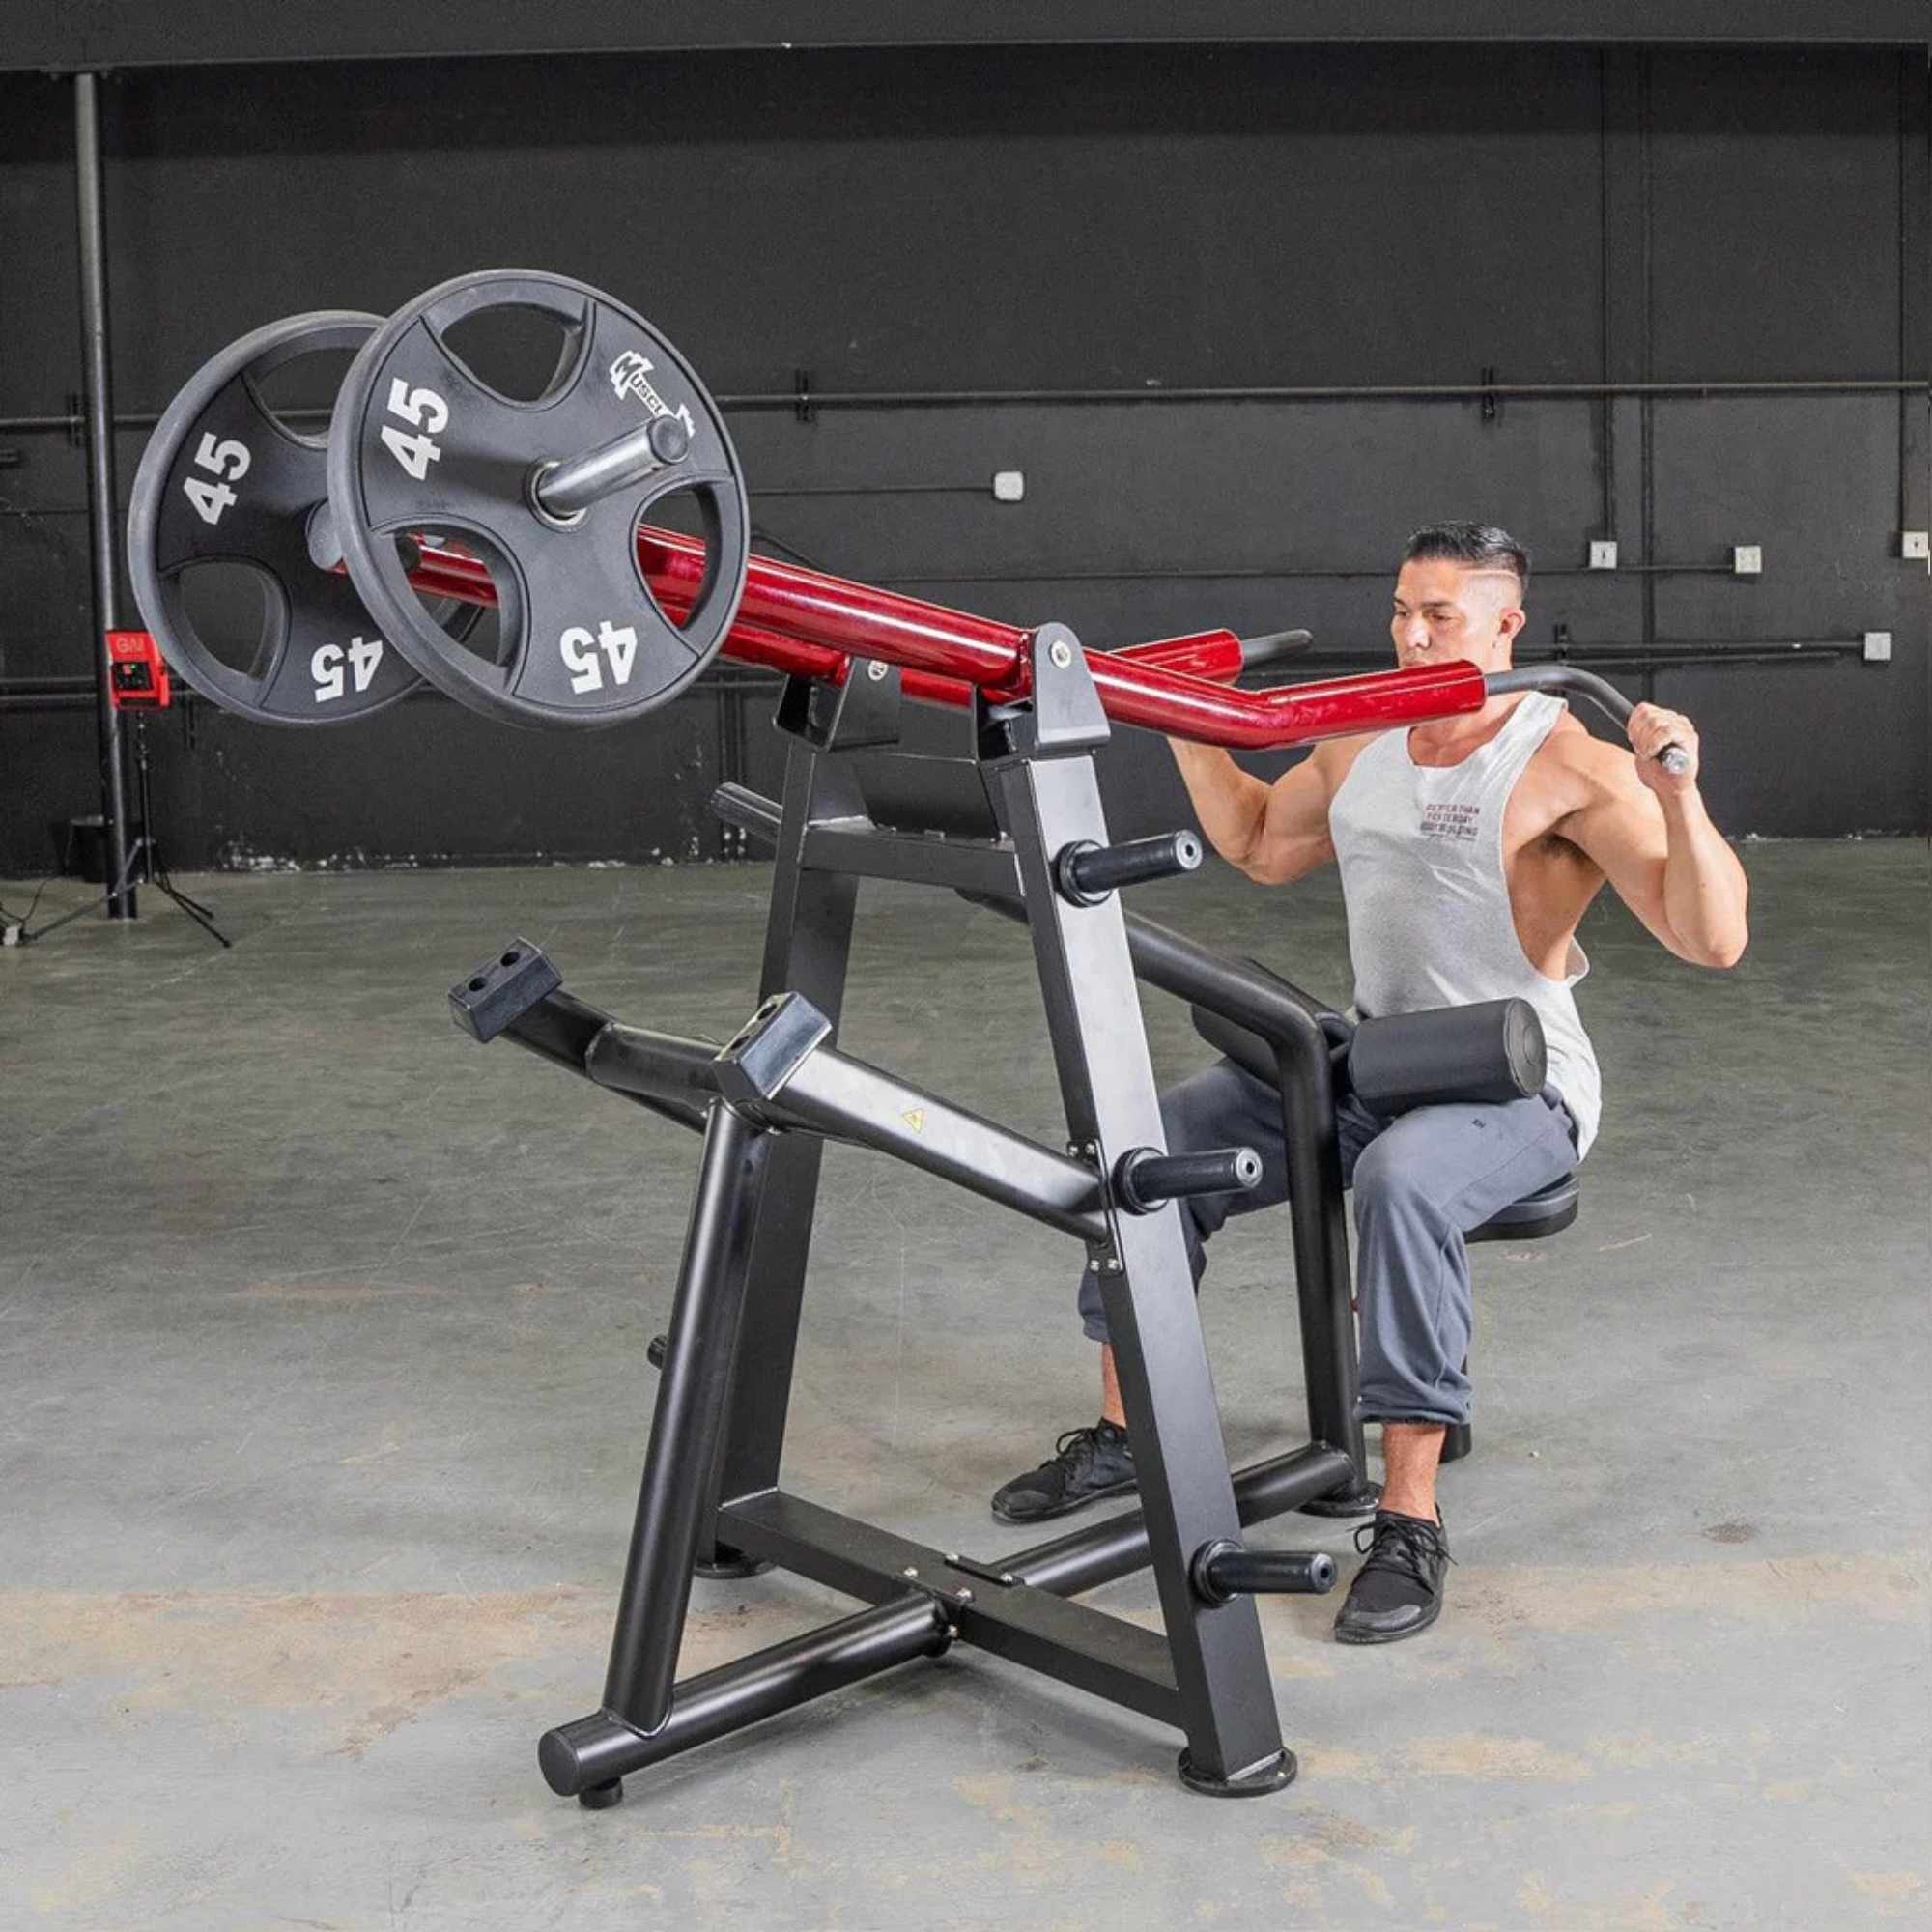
[73, 71, 134, 921]
[1275, 1042, 1379, 1514]
[984, 625, 1292, 1795]
[601, 1101, 770, 1736]
[707, 738, 865, 1513]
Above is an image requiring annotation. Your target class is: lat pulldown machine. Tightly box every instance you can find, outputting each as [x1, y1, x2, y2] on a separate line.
[128, 269, 1678, 1804]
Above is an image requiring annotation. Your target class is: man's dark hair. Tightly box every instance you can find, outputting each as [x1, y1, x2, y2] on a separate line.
[1402, 522, 1530, 600]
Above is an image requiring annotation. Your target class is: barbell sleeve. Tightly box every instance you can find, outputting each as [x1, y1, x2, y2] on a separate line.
[532, 412, 691, 521]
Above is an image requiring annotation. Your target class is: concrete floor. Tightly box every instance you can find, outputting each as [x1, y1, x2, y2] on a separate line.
[2, 840, 1927, 1931]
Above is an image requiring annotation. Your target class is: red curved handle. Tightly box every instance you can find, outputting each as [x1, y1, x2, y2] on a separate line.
[399, 524, 1490, 752]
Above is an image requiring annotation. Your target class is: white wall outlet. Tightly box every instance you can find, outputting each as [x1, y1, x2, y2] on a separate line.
[1588, 539, 1619, 570]
[1902, 530, 1930, 561]
[992, 469, 1025, 503]
[1863, 630, 1893, 663]
[1732, 545, 1763, 576]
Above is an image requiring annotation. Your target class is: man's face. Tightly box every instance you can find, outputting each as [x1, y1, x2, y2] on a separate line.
[1389, 558, 1524, 672]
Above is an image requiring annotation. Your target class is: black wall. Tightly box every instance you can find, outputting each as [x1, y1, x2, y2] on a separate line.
[2, 43, 1926, 870]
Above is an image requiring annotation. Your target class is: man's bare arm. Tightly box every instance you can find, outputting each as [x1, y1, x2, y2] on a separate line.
[1559, 704, 1748, 969]
[1167, 738, 1347, 885]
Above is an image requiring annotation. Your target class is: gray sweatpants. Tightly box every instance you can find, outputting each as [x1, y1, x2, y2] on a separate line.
[1075, 1058, 1579, 1427]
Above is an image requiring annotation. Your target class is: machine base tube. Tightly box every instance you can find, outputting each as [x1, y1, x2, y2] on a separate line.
[539, 1596, 949, 1799]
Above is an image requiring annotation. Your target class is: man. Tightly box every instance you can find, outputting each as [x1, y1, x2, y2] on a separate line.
[991, 523, 1749, 1644]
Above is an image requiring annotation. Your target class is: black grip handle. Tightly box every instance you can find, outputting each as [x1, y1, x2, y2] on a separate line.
[1056, 831, 1202, 906]
[1115, 1144, 1263, 1215]
[1191, 1540, 1338, 1604]
[1488, 665, 1690, 775]
[1236, 628, 1313, 669]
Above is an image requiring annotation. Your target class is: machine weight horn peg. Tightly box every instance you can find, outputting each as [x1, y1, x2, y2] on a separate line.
[326, 268, 752, 730]
[1190, 1539, 1338, 1605]
[1055, 830, 1204, 907]
[1114, 1145, 1263, 1217]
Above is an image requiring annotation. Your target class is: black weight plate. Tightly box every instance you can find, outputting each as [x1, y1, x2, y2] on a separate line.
[128, 312, 429, 724]
[326, 269, 750, 729]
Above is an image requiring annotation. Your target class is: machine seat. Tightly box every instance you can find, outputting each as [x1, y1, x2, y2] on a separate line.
[1465, 1171, 1578, 1242]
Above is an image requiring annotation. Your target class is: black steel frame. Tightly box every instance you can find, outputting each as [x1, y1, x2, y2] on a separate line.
[470, 634, 1379, 1807]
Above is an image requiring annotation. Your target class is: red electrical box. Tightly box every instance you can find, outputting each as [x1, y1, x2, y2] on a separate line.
[107, 630, 171, 710]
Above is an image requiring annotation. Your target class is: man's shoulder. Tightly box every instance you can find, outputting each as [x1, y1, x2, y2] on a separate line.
[1310, 731, 1379, 787]
[1533, 709, 1637, 796]
[1520, 710, 1655, 849]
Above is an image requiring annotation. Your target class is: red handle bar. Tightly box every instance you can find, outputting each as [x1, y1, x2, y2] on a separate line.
[403, 523, 1489, 751]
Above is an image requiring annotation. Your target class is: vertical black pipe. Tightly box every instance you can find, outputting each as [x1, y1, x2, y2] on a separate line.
[1273, 1038, 1372, 1501]
[602, 1099, 768, 1734]
[1899, 49, 1922, 544]
[1636, 51, 1657, 709]
[74, 71, 133, 919]
[1596, 50, 1616, 541]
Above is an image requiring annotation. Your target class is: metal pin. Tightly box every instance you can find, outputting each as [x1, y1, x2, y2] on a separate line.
[534, 412, 690, 521]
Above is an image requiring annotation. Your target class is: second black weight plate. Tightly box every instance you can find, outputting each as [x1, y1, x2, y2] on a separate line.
[127, 311, 431, 724]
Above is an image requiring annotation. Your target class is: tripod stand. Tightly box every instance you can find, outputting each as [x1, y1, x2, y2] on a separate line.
[126, 717, 228, 947]
[22, 717, 230, 949]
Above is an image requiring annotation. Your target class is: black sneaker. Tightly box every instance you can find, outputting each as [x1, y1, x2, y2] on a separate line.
[1332, 1509, 1454, 1645]
[990, 1421, 1136, 1524]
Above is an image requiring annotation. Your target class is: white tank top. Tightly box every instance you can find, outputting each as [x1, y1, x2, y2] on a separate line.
[1327, 692, 1601, 1158]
